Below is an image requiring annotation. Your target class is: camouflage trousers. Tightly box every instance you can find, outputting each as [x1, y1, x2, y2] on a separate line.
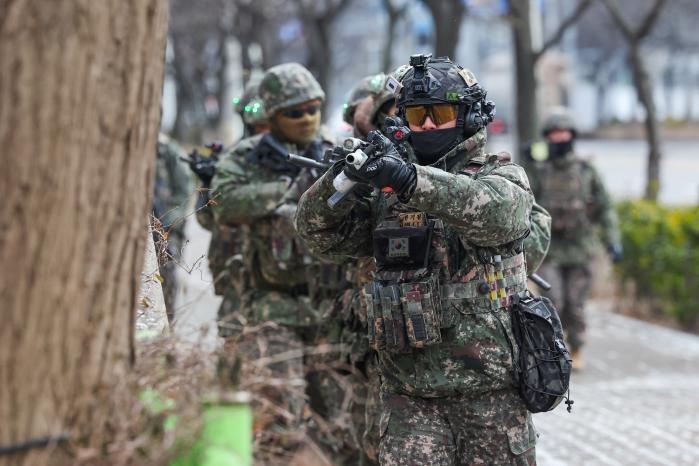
[537, 261, 592, 351]
[359, 355, 381, 466]
[379, 389, 537, 466]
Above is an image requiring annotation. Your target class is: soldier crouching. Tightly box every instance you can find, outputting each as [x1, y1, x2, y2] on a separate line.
[295, 55, 550, 465]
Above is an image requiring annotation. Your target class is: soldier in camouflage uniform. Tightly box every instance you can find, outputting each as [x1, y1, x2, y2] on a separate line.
[210, 63, 358, 460]
[153, 133, 194, 321]
[344, 73, 398, 139]
[295, 55, 549, 465]
[531, 108, 621, 370]
[200, 79, 270, 325]
[340, 72, 401, 465]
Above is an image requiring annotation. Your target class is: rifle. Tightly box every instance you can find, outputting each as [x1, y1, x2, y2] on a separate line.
[256, 133, 332, 171]
[328, 117, 412, 208]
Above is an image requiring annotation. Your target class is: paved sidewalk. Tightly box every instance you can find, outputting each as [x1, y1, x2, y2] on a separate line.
[534, 301, 699, 466]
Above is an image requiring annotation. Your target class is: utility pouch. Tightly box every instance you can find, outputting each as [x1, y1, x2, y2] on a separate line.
[380, 284, 411, 352]
[364, 282, 385, 351]
[510, 292, 573, 413]
[373, 225, 433, 270]
[400, 277, 442, 348]
[364, 277, 442, 353]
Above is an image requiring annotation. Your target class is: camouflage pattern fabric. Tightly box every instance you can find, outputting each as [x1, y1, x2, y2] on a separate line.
[295, 126, 550, 463]
[536, 262, 591, 351]
[211, 125, 366, 461]
[531, 151, 619, 351]
[153, 133, 194, 315]
[295, 128, 549, 399]
[524, 202, 552, 275]
[343, 73, 396, 139]
[258, 63, 325, 116]
[379, 390, 536, 465]
[530, 152, 620, 266]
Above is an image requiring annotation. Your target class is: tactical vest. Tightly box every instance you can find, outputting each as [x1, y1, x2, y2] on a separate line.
[242, 138, 350, 305]
[364, 193, 529, 354]
[536, 158, 593, 239]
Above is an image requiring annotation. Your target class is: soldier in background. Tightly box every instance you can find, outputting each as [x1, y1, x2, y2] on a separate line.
[198, 80, 271, 324]
[340, 72, 400, 465]
[531, 107, 622, 370]
[343, 72, 397, 139]
[153, 133, 193, 321]
[210, 63, 357, 461]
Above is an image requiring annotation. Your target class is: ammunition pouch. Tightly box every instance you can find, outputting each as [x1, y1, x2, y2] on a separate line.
[364, 275, 442, 353]
[365, 252, 528, 354]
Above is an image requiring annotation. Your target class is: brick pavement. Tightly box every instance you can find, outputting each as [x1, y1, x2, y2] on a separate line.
[534, 301, 699, 466]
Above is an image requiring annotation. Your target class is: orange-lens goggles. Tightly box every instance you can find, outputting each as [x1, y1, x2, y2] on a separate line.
[404, 104, 458, 126]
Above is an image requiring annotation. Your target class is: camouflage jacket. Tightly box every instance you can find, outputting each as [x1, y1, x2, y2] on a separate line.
[211, 127, 348, 327]
[531, 152, 619, 265]
[154, 134, 193, 246]
[296, 129, 551, 397]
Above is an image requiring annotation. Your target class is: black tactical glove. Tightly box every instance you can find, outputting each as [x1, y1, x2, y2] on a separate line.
[343, 131, 417, 200]
[183, 145, 221, 187]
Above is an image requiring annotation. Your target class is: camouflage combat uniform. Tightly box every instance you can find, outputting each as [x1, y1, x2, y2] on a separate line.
[531, 146, 619, 353]
[153, 133, 193, 319]
[296, 130, 547, 465]
[211, 63, 358, 460]
[339, 72, 403, 465]
[295, 56, 550, 465]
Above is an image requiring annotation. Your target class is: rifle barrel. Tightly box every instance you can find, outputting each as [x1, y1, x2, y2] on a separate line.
[285, 153, 329, 171]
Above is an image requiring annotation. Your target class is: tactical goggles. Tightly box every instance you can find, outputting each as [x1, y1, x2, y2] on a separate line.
[279, 104, 320, 119]
[404, 104, 458, 126]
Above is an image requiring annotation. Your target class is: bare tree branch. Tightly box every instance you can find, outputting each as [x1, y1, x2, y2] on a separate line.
[535, 0, 593, 61]
[381, 0, 410, 71]
[637, 0, 667, 39]
[599, 0, 636, 40]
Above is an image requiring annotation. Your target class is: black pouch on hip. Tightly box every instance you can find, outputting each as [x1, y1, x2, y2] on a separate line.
[510, 292, 573, 413]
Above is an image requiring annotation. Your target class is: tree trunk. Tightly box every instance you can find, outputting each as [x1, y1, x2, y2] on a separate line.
[510, 0, 538, 169]
[0, 1, 168, 465]
[306, 18, 334, 115]
[425, 0, 466, 59]
[629, 44, 662, 201]
[382, 10, 399, 72]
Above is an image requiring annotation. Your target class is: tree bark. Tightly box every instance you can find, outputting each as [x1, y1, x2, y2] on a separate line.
[381, 0, 408, 72]
[510, 0, 538, 167]
[600, 0, 667, 201]
[424, 0, 466, 59]
[0, 1, 168, 464]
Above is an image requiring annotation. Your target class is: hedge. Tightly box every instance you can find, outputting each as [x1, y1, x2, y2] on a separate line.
[616, 200, 699, 328]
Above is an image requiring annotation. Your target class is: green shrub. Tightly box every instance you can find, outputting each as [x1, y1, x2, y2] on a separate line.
[616, 200, 699, 328]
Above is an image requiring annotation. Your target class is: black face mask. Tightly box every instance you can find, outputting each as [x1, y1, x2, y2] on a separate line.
[547, 140, 574, 160]
[410, 127, 462, 165]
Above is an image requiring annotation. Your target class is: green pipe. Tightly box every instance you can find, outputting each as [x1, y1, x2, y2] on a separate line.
[173, 391, 252, 466]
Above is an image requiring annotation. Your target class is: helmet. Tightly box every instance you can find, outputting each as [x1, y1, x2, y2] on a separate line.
[233, 78, 268, 127]
[395, 54, 495, 139]
[342, 73, 396, 125]
[542, 107, 577, 137]
[259, 63, 325, 115]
